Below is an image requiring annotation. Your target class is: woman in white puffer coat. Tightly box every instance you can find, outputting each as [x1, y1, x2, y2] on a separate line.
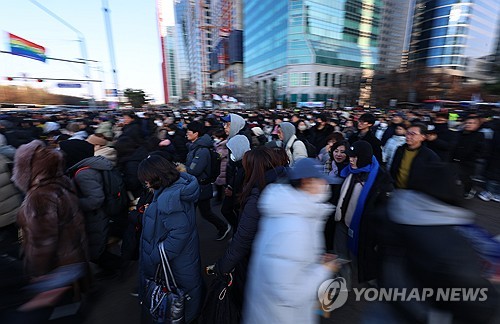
[243, 158, 341, 324]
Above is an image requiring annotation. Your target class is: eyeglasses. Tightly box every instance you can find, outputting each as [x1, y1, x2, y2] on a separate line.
[406, 131, 422, 137]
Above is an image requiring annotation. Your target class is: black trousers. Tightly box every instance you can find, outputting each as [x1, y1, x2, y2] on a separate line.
[197, 198, 226, 232]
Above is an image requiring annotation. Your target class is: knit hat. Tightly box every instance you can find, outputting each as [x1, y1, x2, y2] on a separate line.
[345, 141, 373, 168]
[59, 139, 94, 169]
[251, 126, 264, 137]
[279, 122, 296, 144]
[289, 158, 336, 184]
[86, 134, 107, 146]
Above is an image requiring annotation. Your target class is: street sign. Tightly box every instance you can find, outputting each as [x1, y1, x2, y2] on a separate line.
[105, 89, 118, 97]
[57, 83, 82, 88]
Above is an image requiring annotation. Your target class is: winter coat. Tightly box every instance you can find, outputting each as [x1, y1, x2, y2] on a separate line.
[378, 189, 498, 323]
[186, 134, 214, 200]
[485, 121, 500, 181]
[216, 166, 288, 275]
[309, 124, 335, 155]
[285, 135, 308, 166]
[214, 140, 228, 186]
[166, 129, 189, 163]
[12, 140, 88, 277]
[139, 173, 203, 323]
[390, 144, 440, 189]
[120, 120, 145, 145]
[382, 135, 406, 169]
[0, 154, 22, 228]
[243, 183, 335, 324]
[68, 156, 114, 261]
[349, 130, 383, 164]
[426, 123, 456, 162]
[116, 142, 149, 199]
[451, 130, 485, 167]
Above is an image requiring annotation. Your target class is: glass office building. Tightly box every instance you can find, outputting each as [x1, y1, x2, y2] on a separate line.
[409, 0, 500, 79]
[244, 0, 382, 106]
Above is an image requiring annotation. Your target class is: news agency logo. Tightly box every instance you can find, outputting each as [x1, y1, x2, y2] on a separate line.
[317, 277, 349, 311]
[318, 277, 490, 312]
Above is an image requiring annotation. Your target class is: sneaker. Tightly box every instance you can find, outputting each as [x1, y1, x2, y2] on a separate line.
[216, 224, 232, 241]
[478, 191, 492, 202]
[492, 195, 500, 203]
[464, 189, 477, 200]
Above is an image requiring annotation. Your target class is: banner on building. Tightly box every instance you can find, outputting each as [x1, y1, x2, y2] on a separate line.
[8, 33, 46, 62]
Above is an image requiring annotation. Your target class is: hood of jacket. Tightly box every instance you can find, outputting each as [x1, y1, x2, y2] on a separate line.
[228, 113, 246, 139]
[12, 140, 66, 193]
[226, 134, 250, 161]
[259, 183, 334, 221]
[191, 133, 214, 150]
[156, 172, 200, 213]
[388, 189, 474, 226]
[279, 122, 296, 145]
[67, 155, 114, 174]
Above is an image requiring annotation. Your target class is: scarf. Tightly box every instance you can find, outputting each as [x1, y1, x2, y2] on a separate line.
[340, 156, 379, 254]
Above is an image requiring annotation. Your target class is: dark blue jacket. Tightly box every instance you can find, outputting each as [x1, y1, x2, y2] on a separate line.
[186, 134, 213, 200]
[139, 172, 203, 323]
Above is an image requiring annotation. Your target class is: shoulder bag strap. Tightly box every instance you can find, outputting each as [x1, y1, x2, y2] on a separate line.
[159, 242, 178, 290]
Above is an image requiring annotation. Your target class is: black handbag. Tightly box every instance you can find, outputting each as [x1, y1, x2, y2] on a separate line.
[144, 242, 185, 324]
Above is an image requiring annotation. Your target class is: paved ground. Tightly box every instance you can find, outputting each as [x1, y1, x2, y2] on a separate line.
[53, 197, 500, 324]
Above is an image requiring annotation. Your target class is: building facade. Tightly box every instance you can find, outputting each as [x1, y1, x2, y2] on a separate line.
[209, 0, 244, 97]
[244, 0, 383, 107]
[174, 0, 213, 101]
[378, 0, 415, 72]
[409, 0, 500, 82]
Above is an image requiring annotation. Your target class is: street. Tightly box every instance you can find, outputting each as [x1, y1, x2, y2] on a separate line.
[52, 198, 500, 324]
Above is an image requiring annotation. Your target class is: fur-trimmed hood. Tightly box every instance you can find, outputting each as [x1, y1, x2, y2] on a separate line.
[12, 140, 66, 193]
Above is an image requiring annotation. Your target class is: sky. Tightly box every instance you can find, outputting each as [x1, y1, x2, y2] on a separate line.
[0, 0, 175, 104]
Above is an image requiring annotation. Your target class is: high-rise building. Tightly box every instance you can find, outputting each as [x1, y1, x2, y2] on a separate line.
[378, 0, 415, 72]
[164, 26, 182, 103]
[175, 0, 213, 101]
[244, 0, 383, 107]
[209, 0, 244, 96]
[409, 0, 500, 81]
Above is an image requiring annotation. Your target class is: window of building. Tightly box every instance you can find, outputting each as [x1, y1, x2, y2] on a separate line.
[316, 72, 321, 86]
[339, 75, 343, 87]
[324, 73, 329, 86]
[290, 73, 300, 86]
[331, 74, 336, 87]
[301, 73, 310, 86]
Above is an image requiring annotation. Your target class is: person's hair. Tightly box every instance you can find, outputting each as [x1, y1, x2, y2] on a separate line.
[213, 128, 227, 139]
[435, 112, 448, 120]
[316, 114, 328, 122]
[326, 132, 345, 144]
[239, 147, 280, 206]
[187, 121, 205, 136]
[137, 155, 180, 190]
[409, 122, 428, 135]
[122, 111, 136, 119]
[269, 146, 289, 167]
[358, 113, 376, 125]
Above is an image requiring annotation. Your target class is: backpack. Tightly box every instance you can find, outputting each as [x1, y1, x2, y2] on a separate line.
[195, 147, 222, 185]
[291, 138, 317, 158]
[75, 167, 129, 219]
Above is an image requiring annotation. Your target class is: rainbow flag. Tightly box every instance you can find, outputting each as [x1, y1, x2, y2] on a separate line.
[8, 33, 46, 63]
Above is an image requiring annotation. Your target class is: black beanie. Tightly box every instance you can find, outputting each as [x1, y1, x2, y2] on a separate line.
[59, 139, 94, 169]
[345, 140, 373, 168]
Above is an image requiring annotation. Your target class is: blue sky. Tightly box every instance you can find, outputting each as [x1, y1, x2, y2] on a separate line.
[0, 0, 174, 104]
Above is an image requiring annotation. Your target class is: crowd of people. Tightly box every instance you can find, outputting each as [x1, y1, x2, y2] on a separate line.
[0, 105, 499, 323]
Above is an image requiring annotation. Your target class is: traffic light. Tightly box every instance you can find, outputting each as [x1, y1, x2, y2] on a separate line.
[6, 77, 13, 81]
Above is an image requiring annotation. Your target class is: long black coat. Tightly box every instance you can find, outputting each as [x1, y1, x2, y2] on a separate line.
[69, 156, 114, 261]
[485, 120, 500, 181]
